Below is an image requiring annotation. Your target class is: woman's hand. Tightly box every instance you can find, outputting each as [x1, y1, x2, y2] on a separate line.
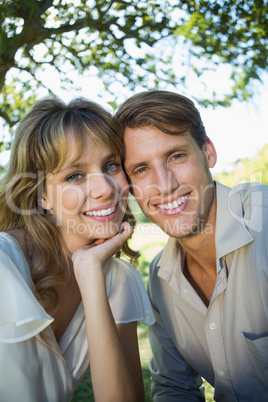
[72, 222, 133, 280]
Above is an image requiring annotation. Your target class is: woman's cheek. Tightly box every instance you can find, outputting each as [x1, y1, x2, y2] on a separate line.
[118, 175, 129, 199]
[60, 187, 82, 213]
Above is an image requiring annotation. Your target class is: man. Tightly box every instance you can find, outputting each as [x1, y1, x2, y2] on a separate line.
[115, 90, 268, 401]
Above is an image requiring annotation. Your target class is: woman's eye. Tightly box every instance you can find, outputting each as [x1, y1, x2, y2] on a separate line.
[104, 162, 120, 173]
[66, 173, 83, 182]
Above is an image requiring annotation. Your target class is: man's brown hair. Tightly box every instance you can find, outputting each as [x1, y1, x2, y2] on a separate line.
[115, 90, 207, 149]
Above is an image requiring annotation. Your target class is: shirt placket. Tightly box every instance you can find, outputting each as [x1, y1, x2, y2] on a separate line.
[205, 259, 237, 401]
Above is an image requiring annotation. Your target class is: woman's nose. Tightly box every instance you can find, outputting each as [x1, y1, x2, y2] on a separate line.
[87, 172, 115, 199]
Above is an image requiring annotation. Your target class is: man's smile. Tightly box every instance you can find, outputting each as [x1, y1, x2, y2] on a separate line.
[157, 193, 190, 210]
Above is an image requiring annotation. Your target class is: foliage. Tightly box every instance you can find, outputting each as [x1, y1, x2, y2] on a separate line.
[214, 144, 268, 186]
[128, 194, 150, 225]
[0, 0, 176, 132]
[0, 0, 267, 136]
[177, 0, 268, 106]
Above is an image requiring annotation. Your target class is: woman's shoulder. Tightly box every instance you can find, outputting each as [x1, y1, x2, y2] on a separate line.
[0, 229, 29, 254]
[0, 231, 53, 344]
[0, 231, 24, 261]
[0, 231, 31, 283]
[0, 229, 24, 249]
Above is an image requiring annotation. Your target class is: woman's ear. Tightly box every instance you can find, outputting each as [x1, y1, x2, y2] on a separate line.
[40, 195, 52, 211]
[203, 137, 217, 169]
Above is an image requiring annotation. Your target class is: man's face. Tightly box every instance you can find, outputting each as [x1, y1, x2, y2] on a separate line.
[124, 126, 217, 239]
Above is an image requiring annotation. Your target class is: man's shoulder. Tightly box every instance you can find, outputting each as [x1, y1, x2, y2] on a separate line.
[217, 181, 268, 236]
[235, 182, 268, 205]
[217, 181, 268, 215]
[231, 182, 268, 221]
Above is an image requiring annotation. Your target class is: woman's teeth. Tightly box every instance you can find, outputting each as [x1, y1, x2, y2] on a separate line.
[157, 194, 189, 210]
[85, 205, 116, 217]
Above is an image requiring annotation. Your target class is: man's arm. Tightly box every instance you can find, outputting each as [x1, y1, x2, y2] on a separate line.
[148, 318, 205, 401]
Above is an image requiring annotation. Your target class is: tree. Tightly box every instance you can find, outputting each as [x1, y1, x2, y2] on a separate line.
[0, 0, 176, 131]
[177, 0, 268, 106]
[0, 0, 267, 134]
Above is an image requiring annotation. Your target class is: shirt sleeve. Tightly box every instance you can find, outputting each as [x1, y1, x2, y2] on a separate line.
[0, 236, 78, 401]
[147, 261, 205, 401]
[104, 258, 155, 326]
[0, 246, 53, 343]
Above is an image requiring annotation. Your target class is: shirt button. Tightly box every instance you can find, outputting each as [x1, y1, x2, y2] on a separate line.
[218, 369, 225, 377]
[209, 322, 217, 330]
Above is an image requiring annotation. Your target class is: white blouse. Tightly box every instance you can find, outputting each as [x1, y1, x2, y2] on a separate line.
[0, 232, 154, 402]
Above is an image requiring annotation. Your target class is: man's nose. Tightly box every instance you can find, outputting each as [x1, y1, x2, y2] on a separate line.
[152, 165, 179, 195]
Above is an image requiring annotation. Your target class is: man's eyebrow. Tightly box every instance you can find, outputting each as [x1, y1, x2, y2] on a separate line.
[125, 161, 148, 174]
[125, 146, 190, 174]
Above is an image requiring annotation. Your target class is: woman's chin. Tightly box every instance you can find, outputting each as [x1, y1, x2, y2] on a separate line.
[92, 223, 122, 240]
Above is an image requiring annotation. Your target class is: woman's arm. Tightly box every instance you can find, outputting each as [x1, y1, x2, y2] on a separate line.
[72, 223, 144, 402]
[116, 322, 144, 398]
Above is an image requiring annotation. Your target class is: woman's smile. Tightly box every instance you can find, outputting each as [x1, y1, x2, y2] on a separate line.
[83, 202, 118, 220]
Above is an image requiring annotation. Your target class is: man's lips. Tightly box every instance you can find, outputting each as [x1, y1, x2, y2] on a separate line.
[156, 193, 190, 211]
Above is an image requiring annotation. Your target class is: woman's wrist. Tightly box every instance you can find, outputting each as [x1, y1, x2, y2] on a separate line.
[74, 261, 105, 285]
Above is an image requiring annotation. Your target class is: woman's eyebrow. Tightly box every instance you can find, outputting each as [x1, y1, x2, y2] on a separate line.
[60, 153, 118, 172]
[60, 161, 88, 172]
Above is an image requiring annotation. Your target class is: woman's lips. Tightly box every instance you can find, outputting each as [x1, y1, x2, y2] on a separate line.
[83, 203, 118, 221]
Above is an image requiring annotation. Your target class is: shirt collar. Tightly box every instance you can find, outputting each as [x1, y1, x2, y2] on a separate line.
[158, 236, 182, 280]
[215, 181, 254, 258]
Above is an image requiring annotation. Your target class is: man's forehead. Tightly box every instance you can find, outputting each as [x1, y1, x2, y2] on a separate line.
[123, 126, 193, 167]
[124, 125, 191, 145]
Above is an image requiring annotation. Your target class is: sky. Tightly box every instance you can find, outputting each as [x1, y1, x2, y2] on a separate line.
[1, 67, 268, 176]
[200, 76, 268, 175]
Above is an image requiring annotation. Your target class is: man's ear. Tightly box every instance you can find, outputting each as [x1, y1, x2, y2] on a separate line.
[203, 137, 217, 169]
[40, 195, 52, 211]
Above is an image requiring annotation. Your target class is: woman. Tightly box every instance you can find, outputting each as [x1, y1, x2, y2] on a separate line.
[0, 97, 154, 401]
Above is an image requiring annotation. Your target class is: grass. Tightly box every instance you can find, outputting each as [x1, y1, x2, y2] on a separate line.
[72, 224, 215, 401]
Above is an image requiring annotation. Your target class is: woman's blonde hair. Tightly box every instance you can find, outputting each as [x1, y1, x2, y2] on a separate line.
[0, 97, 139, 316]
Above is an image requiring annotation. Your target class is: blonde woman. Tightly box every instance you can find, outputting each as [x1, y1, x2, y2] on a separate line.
[0, 98, 154, 401]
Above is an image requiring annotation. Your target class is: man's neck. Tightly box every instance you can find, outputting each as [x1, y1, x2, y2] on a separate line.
[177, 203, 217, 307]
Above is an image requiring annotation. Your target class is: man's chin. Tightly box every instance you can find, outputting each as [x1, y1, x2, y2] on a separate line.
[152, 218, 214, 239]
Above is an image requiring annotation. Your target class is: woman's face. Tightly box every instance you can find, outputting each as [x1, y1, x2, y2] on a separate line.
[42, 134, 129, 253]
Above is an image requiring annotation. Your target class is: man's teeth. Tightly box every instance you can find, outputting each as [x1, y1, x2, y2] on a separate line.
[158, 194, 189, 210]
[85, 205, 116, 217]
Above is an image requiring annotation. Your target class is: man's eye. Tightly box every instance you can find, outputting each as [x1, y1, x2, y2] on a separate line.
[66, 173, 83, 182]
[170, 153, 186, 162]
[104, 162, 120, 173]
[134, 166, 147, 175]
[173, 153, 183, 160]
